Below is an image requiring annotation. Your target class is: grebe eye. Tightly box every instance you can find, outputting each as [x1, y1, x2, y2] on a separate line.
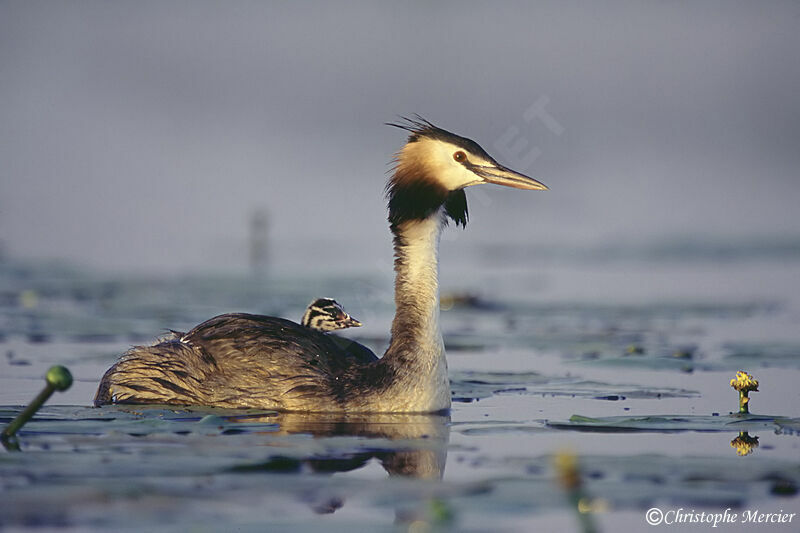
[453, 151, 466, 162]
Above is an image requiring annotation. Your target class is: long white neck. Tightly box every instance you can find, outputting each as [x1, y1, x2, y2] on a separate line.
[379, 210, 450, 412]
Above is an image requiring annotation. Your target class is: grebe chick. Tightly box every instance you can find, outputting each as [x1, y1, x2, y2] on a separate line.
[301, 298, 362, 332]
[302, 298, 379, 365]
[94, 117, 547, 412]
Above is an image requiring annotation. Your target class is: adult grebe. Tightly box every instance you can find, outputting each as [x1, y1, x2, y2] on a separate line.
[94, 117, 547, 412]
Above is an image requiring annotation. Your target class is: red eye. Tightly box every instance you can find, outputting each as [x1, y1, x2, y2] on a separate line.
[453, 151, 466, 162]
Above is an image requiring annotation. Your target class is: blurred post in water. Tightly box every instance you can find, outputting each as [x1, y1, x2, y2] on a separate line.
[249, 208, 270, 276]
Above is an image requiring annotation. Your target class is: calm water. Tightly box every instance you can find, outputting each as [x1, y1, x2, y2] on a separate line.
[1, 244, 799, 531]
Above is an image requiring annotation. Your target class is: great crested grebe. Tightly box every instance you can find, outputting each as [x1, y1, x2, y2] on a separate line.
[94, 117, 547, 412]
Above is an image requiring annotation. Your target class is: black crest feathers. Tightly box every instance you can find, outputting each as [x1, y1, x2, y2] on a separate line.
[386, 115, 495, 162]
[387, 181, 469, 228]
[387, 179, 449, 227]
[385, 116, 471, 228]
[444, 189, 468, 228]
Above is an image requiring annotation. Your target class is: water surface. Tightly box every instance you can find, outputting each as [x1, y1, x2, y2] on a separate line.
[1, 248, 799, 531]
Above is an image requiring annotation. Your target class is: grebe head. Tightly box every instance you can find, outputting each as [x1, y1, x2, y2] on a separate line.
[386, 116, 548, 227]
[301, 298, 362, 332]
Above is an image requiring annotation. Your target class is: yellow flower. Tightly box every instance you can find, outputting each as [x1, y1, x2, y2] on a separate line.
[731, 431, 759, 456]
[730, 371, 758, 392]
[731, 371, 759, 414]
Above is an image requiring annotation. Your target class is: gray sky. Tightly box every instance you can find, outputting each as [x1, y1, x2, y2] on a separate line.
[2, 1, 799, 273]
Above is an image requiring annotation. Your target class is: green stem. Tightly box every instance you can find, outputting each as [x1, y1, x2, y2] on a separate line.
[1, 383, 55, 440]
[1, 435, 21, 451]
[739, 391, 749, 414]
[2, 366, 72, 449]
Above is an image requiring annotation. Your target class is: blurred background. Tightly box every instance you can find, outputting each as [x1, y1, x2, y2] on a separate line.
[2, 1, 799, 276]
[2, 7, 800, 528]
